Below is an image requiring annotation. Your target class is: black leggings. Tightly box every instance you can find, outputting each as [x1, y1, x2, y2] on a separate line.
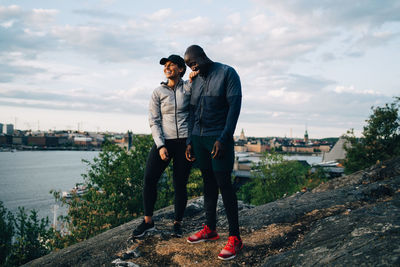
[202, 169, 240, 237]
[143, 139, 191, 221]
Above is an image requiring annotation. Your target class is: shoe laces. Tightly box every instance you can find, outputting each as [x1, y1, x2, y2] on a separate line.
[197, 224, 211, 237]
[224, 236, 238, 251]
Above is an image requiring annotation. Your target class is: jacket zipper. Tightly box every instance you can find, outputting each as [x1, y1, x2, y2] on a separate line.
[199, 78, 210, 136]
[174, 84, 179, 139]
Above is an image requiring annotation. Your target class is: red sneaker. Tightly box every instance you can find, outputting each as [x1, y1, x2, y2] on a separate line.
[218, 236, 243, 260]
[187, 225, 220, 243]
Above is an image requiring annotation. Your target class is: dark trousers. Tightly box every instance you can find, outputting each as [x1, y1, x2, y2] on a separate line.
[191, 135, 240, 237]
[143, 139, 191, 222]
[202, 169, 240, 237]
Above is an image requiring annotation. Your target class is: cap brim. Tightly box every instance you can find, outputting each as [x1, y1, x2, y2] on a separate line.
[160, 58, 169, 65]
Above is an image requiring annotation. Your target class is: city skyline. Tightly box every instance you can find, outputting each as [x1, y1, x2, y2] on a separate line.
[0, 120, 341, 140]
[1, 1, 399, 138]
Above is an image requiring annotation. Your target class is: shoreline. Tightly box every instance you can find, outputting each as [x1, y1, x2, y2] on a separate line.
[0, 146, 102, 152]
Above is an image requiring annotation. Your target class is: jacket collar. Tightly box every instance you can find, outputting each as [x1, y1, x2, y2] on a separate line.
[160, 78, 183, 88]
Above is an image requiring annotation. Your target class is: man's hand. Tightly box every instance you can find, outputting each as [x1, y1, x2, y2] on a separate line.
[159, 147, 169, 161]
[189, 70, 199, 83]
[185, 144, 196, 162]
[211, 140, 223, 159]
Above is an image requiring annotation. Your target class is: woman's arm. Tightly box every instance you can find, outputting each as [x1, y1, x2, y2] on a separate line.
[148, 89, 165, 149]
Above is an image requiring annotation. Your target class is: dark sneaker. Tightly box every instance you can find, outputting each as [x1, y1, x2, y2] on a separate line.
[187, 224, 220, 243]
[218, 236, 243, 260]
[132, 220, 155, 237]
[172, 222, 183, 237]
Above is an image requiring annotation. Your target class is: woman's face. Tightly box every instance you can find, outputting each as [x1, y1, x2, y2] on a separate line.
[164, 61, 183, 79]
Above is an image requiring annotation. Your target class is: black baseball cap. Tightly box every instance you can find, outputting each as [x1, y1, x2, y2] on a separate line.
[160, 54, 186, 76]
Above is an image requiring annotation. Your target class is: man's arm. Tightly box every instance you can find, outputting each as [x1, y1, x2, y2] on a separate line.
[217, 67, 242, 146]
[185, 73, 199, 161]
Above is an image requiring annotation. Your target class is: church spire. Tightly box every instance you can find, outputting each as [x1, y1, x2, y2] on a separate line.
[304, 129, 309, 143]
[239, 128, 246, 141]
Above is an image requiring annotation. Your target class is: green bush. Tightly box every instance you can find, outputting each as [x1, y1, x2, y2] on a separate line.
[237, 151, 319, 205]
[344, 97, 400, 173]
[0, 202, 54, 266]
[52, 135, 153, 246]
[0, 202, 14, 265]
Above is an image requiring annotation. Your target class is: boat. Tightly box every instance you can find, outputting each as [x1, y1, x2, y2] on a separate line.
[62, 183, 88, 198]
[312, 161, 344, 178]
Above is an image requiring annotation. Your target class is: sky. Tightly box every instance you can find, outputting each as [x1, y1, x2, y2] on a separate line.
[0, 0, 399, 139]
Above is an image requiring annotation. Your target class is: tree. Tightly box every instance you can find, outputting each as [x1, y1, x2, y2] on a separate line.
[344, 97, 400, 173]
[0, 202, 54, 266]
[53, 135, 153, 246]
[0, 202, 14, 265]
[237, 151, 310, 205]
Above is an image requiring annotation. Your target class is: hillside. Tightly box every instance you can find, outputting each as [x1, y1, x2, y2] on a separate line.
[24, 157, 400, 266]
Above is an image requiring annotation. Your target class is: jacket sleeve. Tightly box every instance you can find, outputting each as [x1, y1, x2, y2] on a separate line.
[183, 80, 194, 146]
[217, 67, 242, 145]
[186, 103, 195, 146]
[149, 89, 165, 148]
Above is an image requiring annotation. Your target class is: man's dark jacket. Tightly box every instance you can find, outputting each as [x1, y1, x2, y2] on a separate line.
[188, 62, 242, 146]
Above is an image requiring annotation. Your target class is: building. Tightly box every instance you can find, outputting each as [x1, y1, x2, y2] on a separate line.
[0, 123, 3, 134]
[318, 144, 331, 152]
[304, 130, 309, 143]
[234, 144, 248, 152]
[282, 144, 315, 153]
[239, 129, 246, 141]
[0, 135, 12, 146]
[269, 138, 282, 149]
[74, 136, 93, 146]
[6, 124, 14, 135]
[27, 136, 46, 147]
[322, 137, 348, 162]
[46, 136, 59, 147]
[245, 140, 270, 153]
[12, 136, 26, 146]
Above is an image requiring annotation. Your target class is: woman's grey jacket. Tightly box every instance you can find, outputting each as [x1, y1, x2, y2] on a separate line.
[149, 79, 191, 149]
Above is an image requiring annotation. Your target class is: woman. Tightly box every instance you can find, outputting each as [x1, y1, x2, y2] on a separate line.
[133, 54, 196, 238]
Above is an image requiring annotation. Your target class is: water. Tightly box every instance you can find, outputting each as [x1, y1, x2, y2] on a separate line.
[0, 151, 99, 221]
[236, 152, 322, 165]
[283, 154, 322, 165]
[0, 150, 321, 223]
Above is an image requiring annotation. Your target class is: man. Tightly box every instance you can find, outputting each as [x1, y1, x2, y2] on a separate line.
[184, 45, 242, 260]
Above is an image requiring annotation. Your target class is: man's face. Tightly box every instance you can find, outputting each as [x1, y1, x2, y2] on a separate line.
[184, 54, 205, 73]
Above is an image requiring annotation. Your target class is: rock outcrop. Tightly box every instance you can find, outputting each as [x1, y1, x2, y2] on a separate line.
[24, 157, 400, 266]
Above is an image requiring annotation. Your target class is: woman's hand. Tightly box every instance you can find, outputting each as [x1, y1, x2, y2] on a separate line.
[189, 70, 199, 83]
[159, 147, 169, 161]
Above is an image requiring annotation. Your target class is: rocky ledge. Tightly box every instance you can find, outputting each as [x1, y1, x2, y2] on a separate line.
[25, 157, 400, 266]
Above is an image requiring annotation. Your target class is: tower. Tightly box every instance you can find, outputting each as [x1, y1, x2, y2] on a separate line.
[304, 129, 309, 143]
[239, 129, 246, 141]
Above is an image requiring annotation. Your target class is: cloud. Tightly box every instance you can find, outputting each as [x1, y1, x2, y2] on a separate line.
[0, 5, 58, 58]
[247, 0, 400, 62]
[49, 23, 158, 62]
[73, 9, 127, 20]
[0, 62, 45, 82]
[227, 12, 241, 25]
[252, 0, 400, 28]
[0, 5, 21, 19]
[0, 2, 399, 136]
[0, 88, 149, 114]
[146, 8, 172, 21]
[333, 85, 381, 95]
[29, 8, 58, 25]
